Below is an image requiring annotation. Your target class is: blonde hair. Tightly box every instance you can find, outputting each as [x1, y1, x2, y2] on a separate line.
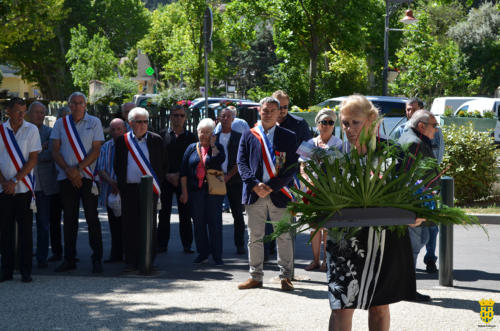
[340, 94, 379, 122]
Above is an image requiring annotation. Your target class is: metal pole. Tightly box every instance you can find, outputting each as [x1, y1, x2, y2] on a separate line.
[383, 0, 390, 96]
[139, 175, 153, 275]
[439, 176, 454, 287]
[204, 47, 209, 117]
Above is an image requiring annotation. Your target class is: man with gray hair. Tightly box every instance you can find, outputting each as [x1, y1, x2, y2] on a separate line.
[214, 106, 250, 134]
[51, 92, 105, 273]
[398, 109, 440, 302]
[114, 107, 168, 273]
[237, 97, 298, 291]
[27, 102, 60, 269]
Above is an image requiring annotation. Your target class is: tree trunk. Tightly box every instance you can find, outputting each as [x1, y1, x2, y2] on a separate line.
[308, 33, 320, 104]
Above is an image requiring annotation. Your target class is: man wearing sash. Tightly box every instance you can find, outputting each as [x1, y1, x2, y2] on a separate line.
[114, 107, 168, 272]
[237, 97, 298, 291]
[0, 97, 41, 283]
[51, 92, 105, 273]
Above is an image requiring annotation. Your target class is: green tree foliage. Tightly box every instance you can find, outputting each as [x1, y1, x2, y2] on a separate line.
[448, 2, 500, 95]
[442, 123, 498, 204]
[90, 77, 138, 104]
[390, 6, 480, 105]
[66, 25, 118, 92]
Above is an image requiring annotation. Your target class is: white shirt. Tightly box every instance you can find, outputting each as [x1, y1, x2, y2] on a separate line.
[126, 133, 150, 184]
[219, 132, 231, 173]
[0, 120, 42, 194]
[262, 125, 276, 183]
[214, 118, 250, 134]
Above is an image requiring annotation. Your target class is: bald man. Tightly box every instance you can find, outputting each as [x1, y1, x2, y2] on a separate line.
[97, 118, 127, 262]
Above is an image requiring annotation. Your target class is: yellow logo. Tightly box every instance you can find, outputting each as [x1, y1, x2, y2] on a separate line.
[479, 299, 495, 324]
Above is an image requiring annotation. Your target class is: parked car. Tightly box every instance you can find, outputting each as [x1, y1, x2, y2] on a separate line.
[316, 96, 408, 138]
[430, 96, 486, 119]
[454, 98, 500, 142]
[207, 101, 260, 127]
[189, 97, 254, 112]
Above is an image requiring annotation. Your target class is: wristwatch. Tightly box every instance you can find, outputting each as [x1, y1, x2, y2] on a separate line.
[11, 177, 18, 184]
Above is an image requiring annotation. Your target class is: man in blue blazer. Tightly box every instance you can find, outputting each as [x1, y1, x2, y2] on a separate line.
[237, 97, 298, 291]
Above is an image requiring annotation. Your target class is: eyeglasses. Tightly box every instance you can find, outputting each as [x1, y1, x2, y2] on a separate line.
[424, 122, 439, 128]
[133, 120, 149, 124]
[319, 120, 335, 126]
[172, 114, 185, 118]
[279, 105, 288, 110]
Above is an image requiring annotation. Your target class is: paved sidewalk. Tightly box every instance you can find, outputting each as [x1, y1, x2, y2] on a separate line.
[0, 208, 498, 330]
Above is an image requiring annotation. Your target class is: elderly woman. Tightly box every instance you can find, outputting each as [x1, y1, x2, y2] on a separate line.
[327, 95, 416, 331]
[179, 118, 226, 265]
[303, 108, 342, 271]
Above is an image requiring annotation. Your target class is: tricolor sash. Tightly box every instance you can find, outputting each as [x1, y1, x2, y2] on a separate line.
[0, 123, 37, 211]
[123, 131, 162, 199]
[62, 115, 99, 195]
[250, 125, 293, 200]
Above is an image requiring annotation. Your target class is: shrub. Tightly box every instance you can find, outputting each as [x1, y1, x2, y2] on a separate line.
[155, 87, 199, 109]
[442, 123, 498, 204]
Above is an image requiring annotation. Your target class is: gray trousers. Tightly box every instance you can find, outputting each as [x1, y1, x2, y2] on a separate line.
[245, 196, 293, 281]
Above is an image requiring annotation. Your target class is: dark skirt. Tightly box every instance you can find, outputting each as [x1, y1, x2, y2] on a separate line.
[326, 227, 416, 310]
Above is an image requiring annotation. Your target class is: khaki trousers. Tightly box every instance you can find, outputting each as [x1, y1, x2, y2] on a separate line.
[245, 196, 293, 281]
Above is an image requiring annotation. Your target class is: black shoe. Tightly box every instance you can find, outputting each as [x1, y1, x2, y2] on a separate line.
[21, 275, 32, 283]
[183, 247, 195, 254]
[54, 261, 76, 272]
[0, 274, 13, 282]
[48, 255, 62, 262]
[37, 261, 49, 269]
[104, 258, 122, 264]
[92, 260, 103, 274]
[414, 291, 431, 302]
[121, 265, 138, 274]
[426, 262, 438, 273]
[236, 246, 246, 255]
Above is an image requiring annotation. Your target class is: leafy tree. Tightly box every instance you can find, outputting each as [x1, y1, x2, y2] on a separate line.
[90, 77, 138, 104]
[390, 6, 480, 105]
[448, 2, 500, 94]
[66, 25, 118, 92]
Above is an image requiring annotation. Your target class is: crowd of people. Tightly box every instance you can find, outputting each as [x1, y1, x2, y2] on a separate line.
[0, 90, 443, 331]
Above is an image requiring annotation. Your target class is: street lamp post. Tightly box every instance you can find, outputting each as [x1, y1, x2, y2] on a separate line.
[383, 0, 417, 96]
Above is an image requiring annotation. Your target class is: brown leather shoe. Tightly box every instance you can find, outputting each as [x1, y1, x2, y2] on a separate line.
[238, 278, 263, 290]
[280, 278, 294, 291]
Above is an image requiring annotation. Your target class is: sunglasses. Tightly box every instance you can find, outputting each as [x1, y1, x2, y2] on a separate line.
[133, 120, 149, 124]
[279, 105, 288, 110]
[319, 120, 335, 126]
[172, 114, 185, 118]
[424, 122, 439, 128]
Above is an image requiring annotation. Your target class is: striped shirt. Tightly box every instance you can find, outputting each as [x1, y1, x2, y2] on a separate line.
[96, 139, 116, 206]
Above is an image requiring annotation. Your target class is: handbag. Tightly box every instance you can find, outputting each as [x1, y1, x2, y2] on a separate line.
[196, 143, 227, 195]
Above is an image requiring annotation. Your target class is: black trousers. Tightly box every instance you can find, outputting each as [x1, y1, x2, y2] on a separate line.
[60, 179, 103, 262]
[158, 180, 193, 249]
[49, 193, 63, 257]
[0, 192, 33, 277]
[226, 180, 245, 248]
[121, 184, 158, 267]
[106, 206, 123, 260]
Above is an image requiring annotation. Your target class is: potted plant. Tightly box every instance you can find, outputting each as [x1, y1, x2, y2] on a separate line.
[440, 109, 496, 132]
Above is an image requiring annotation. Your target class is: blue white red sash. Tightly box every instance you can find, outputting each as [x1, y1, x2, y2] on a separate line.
[0, 123, 37, 211]
[123, 131, 161, 196]
[62, 115, 99, 195]
[250, 125, 293, 200]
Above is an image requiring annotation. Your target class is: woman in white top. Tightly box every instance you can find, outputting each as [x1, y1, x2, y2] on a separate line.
[302, 108, 342, 271]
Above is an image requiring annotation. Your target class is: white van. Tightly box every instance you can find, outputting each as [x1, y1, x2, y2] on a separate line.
[430, 96, 486, 118]
[454, 98, 500, 142]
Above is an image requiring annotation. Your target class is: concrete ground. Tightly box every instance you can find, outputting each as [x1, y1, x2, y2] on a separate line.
[0, 206, 498, 330]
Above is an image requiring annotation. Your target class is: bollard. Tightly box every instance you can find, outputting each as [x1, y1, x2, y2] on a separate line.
[139, 175, 153, 275]
[439, 176, 454, 287]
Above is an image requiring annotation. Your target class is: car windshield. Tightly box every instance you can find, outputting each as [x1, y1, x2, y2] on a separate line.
[372, 101, 406, 117]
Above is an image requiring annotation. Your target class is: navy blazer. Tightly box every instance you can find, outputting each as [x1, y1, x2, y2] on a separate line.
[216, 130, 242, 185]
[237, 125, 298, 208]
[280, 113, 312, 145]
[180, 142, 225, 192]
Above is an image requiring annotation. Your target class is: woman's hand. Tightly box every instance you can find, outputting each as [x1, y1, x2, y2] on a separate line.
[179, 191, 188, 204]
[409, 218, 426, 227]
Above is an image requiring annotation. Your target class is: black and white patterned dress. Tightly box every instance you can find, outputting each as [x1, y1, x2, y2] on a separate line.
[326, 226, 416, 310]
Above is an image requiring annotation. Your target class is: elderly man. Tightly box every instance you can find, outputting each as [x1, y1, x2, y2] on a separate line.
[398, 109, 440, 302]
[27, 102, 59, 269]
[114, 107, 168, 272]
[237, 97, 298, 291]
[0, 97, 41, 283]
[97, 118, 127, 263]
[51, 92, 105, 273]
[158, 105, 197, 254]
[393, 98, 444, 274]
[214, 106, 250, 134]
[216, 107, 245, 254]
[121, 102, 135, 132]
